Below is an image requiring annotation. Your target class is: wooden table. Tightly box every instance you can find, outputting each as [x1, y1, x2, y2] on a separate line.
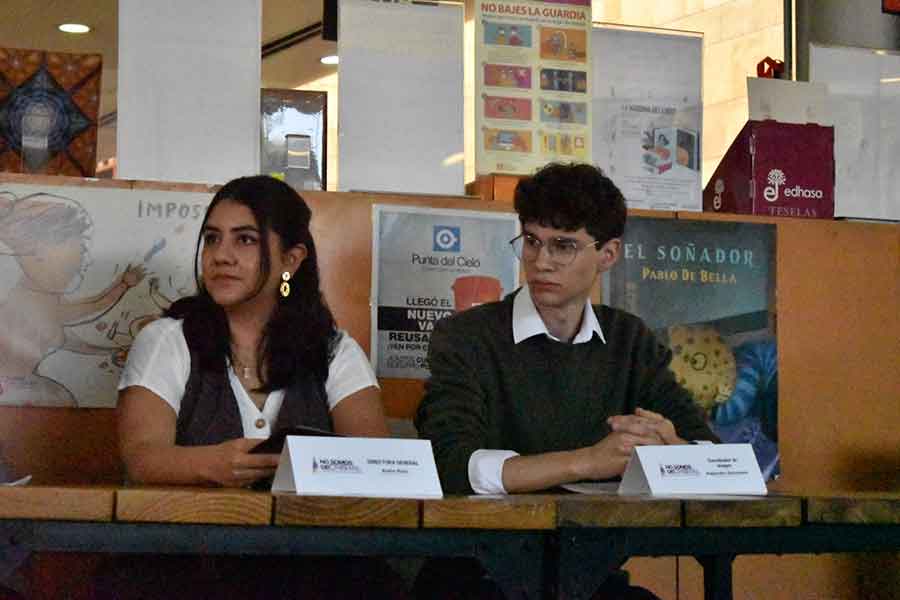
[1, 487, 898, 600]
[0, 487, 554, 599]
[555, 492, 900, 600]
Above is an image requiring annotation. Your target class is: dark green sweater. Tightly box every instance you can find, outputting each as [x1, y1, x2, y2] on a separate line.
[414, 291, 717, 494]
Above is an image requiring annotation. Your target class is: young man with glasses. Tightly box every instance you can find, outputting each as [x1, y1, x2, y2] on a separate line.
[415, 162, 716, 496]
[413, 163, 714, 599]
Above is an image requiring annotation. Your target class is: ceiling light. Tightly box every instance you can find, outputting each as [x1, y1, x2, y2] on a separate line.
[320, 55, 339, 65]
[59, 23, 91, 34]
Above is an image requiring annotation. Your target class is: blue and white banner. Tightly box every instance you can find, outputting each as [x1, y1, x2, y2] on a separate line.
[371, 205, 519, 379]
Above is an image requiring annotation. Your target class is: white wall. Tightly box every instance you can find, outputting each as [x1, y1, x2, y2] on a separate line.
[338, 0, 464, 195]
[117, 0, 261, 185]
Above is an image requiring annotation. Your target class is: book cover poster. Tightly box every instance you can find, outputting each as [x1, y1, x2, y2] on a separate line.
[372, 205, 519, 379]
[0, 183, 210, 407]
[608, 218, 779, 479]
[592, 28, 702, 211]
[0, 48, 102, 177]
[475, 0, 592, 175]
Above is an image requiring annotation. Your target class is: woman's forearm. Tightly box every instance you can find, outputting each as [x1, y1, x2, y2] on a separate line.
[121, 442, 217, 485]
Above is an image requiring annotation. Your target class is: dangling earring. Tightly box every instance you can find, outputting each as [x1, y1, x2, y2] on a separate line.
[280, 271, 291, 298]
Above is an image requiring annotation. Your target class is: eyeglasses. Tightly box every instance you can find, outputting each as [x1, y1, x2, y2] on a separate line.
[509, 232, 601, 266]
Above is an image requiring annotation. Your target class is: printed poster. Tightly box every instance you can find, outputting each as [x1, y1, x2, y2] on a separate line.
[0, 183, 210, 407]
[372, 205, 519, 379]
[607, 218, 779, 480]
[475, 0, 592, 175]
[592, 27, 703, 211]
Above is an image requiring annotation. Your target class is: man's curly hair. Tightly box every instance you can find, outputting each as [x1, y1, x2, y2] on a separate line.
[513, 162, 626, 244]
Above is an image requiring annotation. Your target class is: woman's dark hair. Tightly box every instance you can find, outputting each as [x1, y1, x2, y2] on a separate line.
[514, 162, 627, 244]
[165, 175, 336, 391]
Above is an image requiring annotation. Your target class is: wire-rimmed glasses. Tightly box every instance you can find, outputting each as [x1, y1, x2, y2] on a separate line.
[509, 232, 601, 266]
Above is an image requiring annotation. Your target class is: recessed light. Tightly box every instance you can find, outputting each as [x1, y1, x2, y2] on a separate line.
[59, 23, 91, 34]
[320, 55, 339, 65]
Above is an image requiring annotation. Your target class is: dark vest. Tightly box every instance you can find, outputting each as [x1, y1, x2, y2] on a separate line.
[175, 332, 334, 446]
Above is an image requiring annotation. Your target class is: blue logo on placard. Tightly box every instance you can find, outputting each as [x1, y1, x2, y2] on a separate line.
[433, 226, 461, 252]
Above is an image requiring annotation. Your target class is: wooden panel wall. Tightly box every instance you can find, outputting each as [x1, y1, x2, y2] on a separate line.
[776, 220, 900, 493]
[1, 175, 898, 599]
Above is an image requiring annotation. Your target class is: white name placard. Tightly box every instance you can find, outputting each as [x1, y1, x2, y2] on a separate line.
[271, 436, 444, 499]
[619, 443, 767, 496]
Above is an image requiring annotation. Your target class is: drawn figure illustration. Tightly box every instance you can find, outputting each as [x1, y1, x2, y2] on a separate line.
[508, 26, 522, 46]
[0, 191, 147, 406]
[547, 31, 566, 57]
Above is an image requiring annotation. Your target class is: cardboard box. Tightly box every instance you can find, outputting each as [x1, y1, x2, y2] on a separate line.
[703, 120, 834, 219]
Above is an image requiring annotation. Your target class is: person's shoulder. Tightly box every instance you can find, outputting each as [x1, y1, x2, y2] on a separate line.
[331, 328, 359, 353]
[132, 316, 184, 345]
[593, 304, 643, 325]
[138, 315, 183, 334]
[121, 317, 188, 377]
[436, 296, 512, 336]
[592, 305, 653, 337]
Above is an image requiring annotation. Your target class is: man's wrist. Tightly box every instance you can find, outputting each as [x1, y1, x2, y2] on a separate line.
[469, 449, 519, 494]
[568, 447, 592, 481]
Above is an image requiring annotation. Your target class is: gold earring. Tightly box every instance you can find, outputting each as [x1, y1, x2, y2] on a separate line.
[280, 271, 291, 298]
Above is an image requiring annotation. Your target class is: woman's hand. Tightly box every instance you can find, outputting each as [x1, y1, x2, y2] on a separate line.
[201, 438, 281, 487]
[120, 387, 280, 487]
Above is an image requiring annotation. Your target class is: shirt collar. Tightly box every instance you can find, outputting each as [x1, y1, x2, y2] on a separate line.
[512, 285, 606, 345]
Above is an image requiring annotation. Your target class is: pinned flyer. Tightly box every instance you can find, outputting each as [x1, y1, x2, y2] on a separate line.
[271, 436, 444, 499]
[619, 443, 766, 496]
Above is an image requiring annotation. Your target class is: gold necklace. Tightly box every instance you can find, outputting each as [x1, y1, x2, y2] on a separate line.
[231, 356, 256, 380]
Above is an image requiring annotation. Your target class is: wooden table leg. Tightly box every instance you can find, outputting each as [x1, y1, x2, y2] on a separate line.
[695, 554, 734, 600]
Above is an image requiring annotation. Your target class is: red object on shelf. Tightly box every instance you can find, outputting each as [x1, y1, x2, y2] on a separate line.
[756, 57, 785, 79]
[703, 120, 835, 219]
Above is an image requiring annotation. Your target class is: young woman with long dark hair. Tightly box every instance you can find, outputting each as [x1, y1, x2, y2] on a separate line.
[104, 176, 404, 600]
[118, 175, 388, 485]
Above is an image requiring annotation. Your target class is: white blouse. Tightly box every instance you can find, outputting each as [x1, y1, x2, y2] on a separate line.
[118, 317, 378, 438]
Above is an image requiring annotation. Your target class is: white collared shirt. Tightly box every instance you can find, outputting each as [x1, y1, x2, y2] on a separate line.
[511, 283, 606, 345]
[467, 286, 606, 494]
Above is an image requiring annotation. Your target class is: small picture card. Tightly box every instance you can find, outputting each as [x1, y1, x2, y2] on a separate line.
[271, 436, 443, 499]
[619, 443, 767, 496]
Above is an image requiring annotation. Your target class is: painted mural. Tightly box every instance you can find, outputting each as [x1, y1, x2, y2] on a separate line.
[0, 182, 211, 407]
